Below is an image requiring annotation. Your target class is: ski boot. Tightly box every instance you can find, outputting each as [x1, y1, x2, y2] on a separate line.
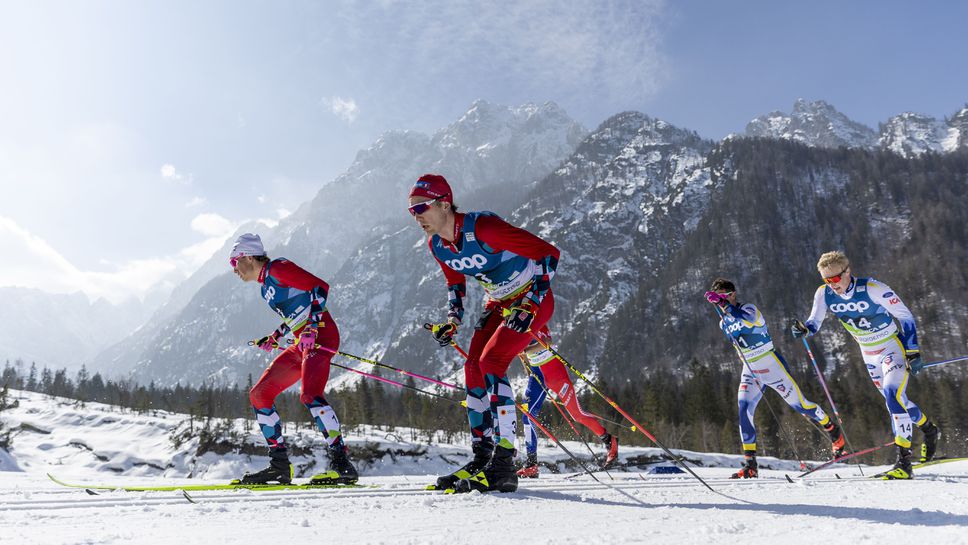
[233, 448, 293, 485]
[600, 432, 619, 469]
[516, 452, 540, 479]
[730, 450, 758, 479]
[879, 445, 914, 480]
[919, 422, 941, 463]
[310, 443, 359, 485]
[824, 421, 847, 458]
[457, 445, 518, 493]
[431, 440, 494, 490]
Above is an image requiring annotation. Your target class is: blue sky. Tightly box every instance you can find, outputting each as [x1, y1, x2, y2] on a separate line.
[1, 1, 965, 302]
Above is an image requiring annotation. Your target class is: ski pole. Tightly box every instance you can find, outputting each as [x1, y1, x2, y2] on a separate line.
[517, 355, 613, 478]
[713, 306, 809, 471]
[526, 332, 720, 494]
[273, 335, 461, 391]
[249, 339, 464, 406]
[922, 355, 968, 370]
[328, 361, 464, 406]
[799, 337, 864, 475]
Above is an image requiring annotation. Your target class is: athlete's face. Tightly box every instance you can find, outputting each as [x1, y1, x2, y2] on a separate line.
[408, 196, 450, 238]
[232, 256, 261, 282]
[820, 264, 851, 294]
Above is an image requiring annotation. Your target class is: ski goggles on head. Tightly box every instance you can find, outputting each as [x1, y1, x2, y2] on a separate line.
[407, 197, 442, 216]
[822, 265, 849, 285]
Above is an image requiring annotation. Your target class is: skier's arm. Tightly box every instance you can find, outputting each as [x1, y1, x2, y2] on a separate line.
[723, 302, 761, 326]
[269, 260, 329, 327]
[803, 286, 828, 334]
[475, 215, 560, 305]
[869, 280, 919, 352]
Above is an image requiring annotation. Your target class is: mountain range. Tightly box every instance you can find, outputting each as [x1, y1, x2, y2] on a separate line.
[8, 98, 966, 387]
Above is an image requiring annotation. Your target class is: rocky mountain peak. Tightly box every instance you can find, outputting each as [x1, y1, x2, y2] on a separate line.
[745, 98, 878, 149]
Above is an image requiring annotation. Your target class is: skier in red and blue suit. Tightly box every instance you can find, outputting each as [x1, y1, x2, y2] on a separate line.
[516, 326, 619, 478]
[408, 174, 559, 493]
[229, 233, 358, 486]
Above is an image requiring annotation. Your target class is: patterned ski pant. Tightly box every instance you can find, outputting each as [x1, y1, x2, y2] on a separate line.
[463, 291, 555, 450]
[859, 336, 926, 447]
[249, 312, 344, 450]
[737, 349, 829, 450]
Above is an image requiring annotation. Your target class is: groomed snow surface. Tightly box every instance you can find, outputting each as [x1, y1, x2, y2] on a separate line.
[1, 390, 966, 545]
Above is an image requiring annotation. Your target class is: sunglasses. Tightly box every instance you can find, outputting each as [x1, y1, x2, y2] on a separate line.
[823, 265, 849, 285]
[229, 256, 245, 268]
[408, 197, 442, 216]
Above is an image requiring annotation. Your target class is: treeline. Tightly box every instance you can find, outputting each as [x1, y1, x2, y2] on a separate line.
[3, 355, 964, 465]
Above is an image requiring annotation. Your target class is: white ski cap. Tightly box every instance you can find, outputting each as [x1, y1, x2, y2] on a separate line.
[230, 233, 266, 259]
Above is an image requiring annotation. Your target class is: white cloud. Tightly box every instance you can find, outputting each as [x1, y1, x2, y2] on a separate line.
[276, 208, 292, 220]
[325, 96, 360, 124]
[0, 215, 180, 304]
[185, 196, 207, 208]
[190, 213, 235, 238]
[160, 163, 191, 184]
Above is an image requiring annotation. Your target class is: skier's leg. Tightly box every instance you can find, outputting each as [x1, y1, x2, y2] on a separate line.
[878, 339, 924, 448]
[433, 309, 501, 489]
[238, 347, 302, 484]
[736, 370, 763, 453]
[479, 292, 555, 451]
[540, 359, 607, 436]
[300, 313, 343, 448]
[765, 350, 830, 425]
[464, 310, 503, 446]
[521, 368, 548, 457]
[250, 346, 302, 450]
[517, 368, 547, 477]
[461, 293, 554, 492]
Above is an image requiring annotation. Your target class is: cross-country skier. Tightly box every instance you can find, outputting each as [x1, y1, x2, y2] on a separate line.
[229, 233, 358, 485]
[791, 251, 941, 479]
[409, 174, 559, 493]
[705, 278, 844, 479]
[516, 326, 619, 478]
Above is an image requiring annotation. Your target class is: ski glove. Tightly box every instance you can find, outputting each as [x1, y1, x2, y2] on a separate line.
[503, 299, 537, 333]
[704, 291, 728, 305]
[906, 352, 923, 376]
[255, 331, 283, 352]
[427, 320, 459, 347]
[298, 325, 318, 352]
[790, 320, 810, 339]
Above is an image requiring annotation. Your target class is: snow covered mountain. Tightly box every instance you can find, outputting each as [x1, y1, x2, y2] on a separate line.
[510, 113, 714, 365]
[91, 101, 587, 385]
[82, 97, 968, 388]
[744, 99, 878, 149]
[878, 112, 952, 157]
[0, 288, 152, 373]
[745, 99, 968, 158]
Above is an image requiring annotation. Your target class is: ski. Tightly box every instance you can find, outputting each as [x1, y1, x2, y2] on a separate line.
[47, 473, 370, 493]
[912, 457, 968, 470]
[789, 441, 894, 480]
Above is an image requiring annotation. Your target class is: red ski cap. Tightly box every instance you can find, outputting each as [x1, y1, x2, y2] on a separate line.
[409, 174, 453, 203]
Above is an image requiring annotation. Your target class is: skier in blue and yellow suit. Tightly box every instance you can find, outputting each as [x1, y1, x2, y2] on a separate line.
[706, 278, 843, 479]
[792, 251, 940, 479]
